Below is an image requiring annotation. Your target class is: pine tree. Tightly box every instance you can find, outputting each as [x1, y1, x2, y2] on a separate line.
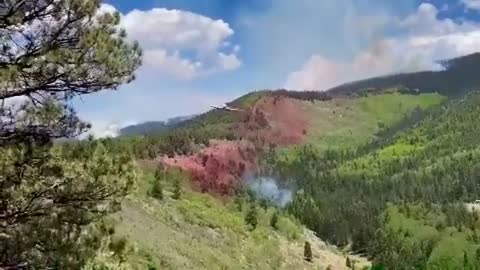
[245, 203, 258, 230]
[304, 241, 313, 262]
[464, 250, 469, 268]
[150, 171, 164, 200]
[476, 247, 480, 263]
[234, 196, 243, 212]
[270, 212, 279, 230]
[259, 199, 269, 211]
[346, 256, 352, 269]
[0, 1, 141, 267]
[172, 178, 182, 200]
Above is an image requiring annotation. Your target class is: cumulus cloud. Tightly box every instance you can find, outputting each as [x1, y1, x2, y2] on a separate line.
[101, 4, 241, 80]
[286, 3, 480, 90]
[462, 0, 480, 11]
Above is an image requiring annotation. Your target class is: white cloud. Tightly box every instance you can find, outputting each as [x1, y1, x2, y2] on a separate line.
[101, 4, 242, 80]
[73, 4, 243, 130]
[142, 49, 200, 80]
[218, 52, 242, 71]
[286, 3, 480, 90]
[462, 0, 480, 11]
[233, 45, 241, 53]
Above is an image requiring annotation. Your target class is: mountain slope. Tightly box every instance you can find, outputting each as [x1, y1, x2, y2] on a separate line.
[99, 52, 480, 269]
[101, 168, 369, 270]
[327, 53, 480, 97]
[120, 115, 195, 136]
[268, 91, 480, 268]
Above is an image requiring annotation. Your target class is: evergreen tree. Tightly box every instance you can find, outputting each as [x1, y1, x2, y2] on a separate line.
[464, 250, 469, 269]
[150, 171, 164, 200]
[0, 0, 141, 268]
[270, 212, 279, 230]
[476, 247, 480, 264]
[172, 178, 182, 200]
[234, 196, 243, 212]
[304, 241, 313, 262]
[346, 256, 352, 269]
[259, 199, 269, 211]
[245, 203, 258, 230]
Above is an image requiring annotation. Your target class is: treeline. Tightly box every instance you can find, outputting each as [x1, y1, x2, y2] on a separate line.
[270, 89, 333, 102]
[266, 92, 480, 268]
[97, 104, 248, 159]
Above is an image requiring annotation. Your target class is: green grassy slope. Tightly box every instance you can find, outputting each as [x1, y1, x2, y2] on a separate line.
[98, 169, 367, 270]
[305, 92, 445, 148]
[276, 92, 445, 161]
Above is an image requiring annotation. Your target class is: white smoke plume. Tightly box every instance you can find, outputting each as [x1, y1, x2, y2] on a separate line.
[248, 177, 293, 208]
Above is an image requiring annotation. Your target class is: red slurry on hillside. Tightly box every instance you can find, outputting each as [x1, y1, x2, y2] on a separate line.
[161, 140, 257, 195]
[162, 95, 309, 195]
[236, 95, 309, 146]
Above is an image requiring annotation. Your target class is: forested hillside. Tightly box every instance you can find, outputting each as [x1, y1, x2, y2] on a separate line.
[119, 115, 195, 136]
[5, 0, 480, 269]
[267, 91, 480, 269]
[84, 87, 451, 269]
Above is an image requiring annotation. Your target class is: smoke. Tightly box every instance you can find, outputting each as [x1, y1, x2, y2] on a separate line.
[248, 176, 293, 208]
[260, 1, 480, 91]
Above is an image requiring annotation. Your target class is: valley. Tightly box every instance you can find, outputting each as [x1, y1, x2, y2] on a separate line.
[93, 54, 480, 269]
[93, 85, 452, 269]
[6, 2, 480, 269]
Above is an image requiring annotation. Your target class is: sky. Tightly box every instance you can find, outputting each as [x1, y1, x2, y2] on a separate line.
[74, 0, 480, 138]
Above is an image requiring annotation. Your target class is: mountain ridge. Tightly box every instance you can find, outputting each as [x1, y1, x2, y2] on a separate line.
[97, 52, 480, 269]
[126, 52, 480, 139]
[119, 115, 195, 136]
[327, 52, 480, 97]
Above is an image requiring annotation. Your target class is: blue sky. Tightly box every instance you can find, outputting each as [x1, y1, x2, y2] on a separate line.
[75, 0, 480, 137]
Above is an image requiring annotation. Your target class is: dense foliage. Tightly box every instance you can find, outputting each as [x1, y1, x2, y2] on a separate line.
[267, 92, 480, 268]
[0, 0, 141, 268]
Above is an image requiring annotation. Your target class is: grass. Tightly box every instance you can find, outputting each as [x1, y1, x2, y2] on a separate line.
[306, 93, 445, 148]
[275, 92, 446, 161]
[230, 91, 266, 109]
[94, 169, 358, 270]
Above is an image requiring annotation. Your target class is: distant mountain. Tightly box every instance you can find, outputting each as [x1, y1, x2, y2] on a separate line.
[327, 52, 480, 97]
[120, 115, 195, 136]
[166, 115, 195, 125]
